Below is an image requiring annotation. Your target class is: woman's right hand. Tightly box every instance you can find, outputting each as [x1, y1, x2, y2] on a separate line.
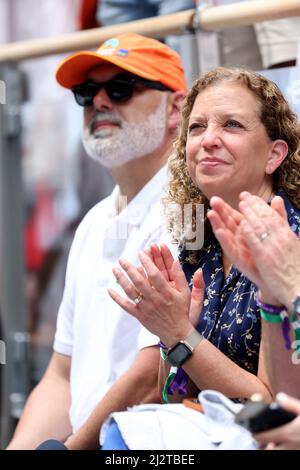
[108, 243, 204, 347]
[147, 243, 205, 327]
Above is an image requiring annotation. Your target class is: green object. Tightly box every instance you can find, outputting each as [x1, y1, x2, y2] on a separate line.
[160, 347, 167, 361]
[162, 368, 177, 404]
[260, 309, 283, 323]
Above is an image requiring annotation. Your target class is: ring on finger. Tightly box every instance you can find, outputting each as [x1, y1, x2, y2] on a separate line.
[133, 294, 143, 305]
[259, 231, 270, 242]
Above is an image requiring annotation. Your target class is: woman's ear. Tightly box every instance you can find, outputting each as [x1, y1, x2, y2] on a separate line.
[265, 139, 289, 175]
[167, 91, 185, 130]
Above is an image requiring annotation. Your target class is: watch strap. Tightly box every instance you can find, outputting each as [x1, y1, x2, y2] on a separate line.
[166, 328, 204, 368]
[181, 328, 204, 352]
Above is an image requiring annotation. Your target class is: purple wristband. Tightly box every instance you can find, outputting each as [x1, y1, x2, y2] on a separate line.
[158, 341, 168, 350]
[255, 293, 284, 314]
[168, 368, 189, 396]
[158, 343, 189, 396]
[282, 316, 291, 350]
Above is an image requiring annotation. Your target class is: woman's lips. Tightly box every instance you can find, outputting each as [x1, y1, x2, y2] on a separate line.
[199, 158, 229, 167]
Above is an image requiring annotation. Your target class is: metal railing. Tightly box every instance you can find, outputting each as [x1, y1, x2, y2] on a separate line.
[0, 0, 299, 62]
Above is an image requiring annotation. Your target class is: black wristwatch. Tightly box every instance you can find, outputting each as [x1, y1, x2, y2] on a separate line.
[291, 294, 300, 320]
[166, 328, 204, 367]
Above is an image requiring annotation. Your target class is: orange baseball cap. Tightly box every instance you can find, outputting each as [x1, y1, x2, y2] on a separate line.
[56, 33, 187, 92]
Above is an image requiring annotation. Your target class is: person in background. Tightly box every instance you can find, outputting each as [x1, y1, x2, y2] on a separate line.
[95, 0, 196, 58]
[7, 32, 186, 450]
[96, 0, 263, 69]
[214, 0, 300, 70]
[95, 0, 195, 27]
[82, 0, 300, 72]
[252, 0, 300, 70]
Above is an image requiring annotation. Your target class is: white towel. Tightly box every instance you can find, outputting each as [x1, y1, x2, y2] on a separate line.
[100, 390, 258, 450]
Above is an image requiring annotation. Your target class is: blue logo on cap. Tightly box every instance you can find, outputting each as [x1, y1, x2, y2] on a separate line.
[116, 49, 129, 57]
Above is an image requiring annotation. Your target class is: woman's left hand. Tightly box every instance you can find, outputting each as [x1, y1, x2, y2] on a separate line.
[108, 244, 204, 347]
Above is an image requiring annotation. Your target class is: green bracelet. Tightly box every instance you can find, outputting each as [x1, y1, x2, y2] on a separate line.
[160, 347, 167, 361]
[260, 308, 283, 323]
[162, 368, 176, 404]
[260, 308, 293, 351]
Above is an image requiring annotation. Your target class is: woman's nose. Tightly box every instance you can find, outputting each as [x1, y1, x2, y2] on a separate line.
[201, 125, 221, 148]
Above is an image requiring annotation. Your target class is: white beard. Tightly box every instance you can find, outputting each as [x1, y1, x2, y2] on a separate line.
[82, 94, 168, 168]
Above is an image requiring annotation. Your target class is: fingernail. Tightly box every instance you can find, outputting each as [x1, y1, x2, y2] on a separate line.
[276, 392, 289, 403]
[119, 258, 127, 269]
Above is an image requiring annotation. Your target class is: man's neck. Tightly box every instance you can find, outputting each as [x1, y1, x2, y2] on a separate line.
[110, 142, 172, 203]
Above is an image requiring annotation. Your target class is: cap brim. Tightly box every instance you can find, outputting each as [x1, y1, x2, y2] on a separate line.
[56, 50, 157, 88]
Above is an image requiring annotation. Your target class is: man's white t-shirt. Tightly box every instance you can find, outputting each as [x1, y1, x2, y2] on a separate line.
[54, 166, 172, 432]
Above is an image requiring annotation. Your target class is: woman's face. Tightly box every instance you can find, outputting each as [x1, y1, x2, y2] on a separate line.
[186, 82, 278, 202]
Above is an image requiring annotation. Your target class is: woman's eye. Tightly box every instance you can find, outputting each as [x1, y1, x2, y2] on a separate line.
[225, 120, 243, 128]
[188, 123, 206, 133]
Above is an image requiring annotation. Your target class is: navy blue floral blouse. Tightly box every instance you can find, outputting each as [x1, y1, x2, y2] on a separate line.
[180, 190, 300, 375]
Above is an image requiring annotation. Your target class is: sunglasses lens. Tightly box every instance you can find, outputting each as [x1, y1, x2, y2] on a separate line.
[72, 75, 148, 106]
[105, 79, 134, 102]
[72, 82, 100, 106]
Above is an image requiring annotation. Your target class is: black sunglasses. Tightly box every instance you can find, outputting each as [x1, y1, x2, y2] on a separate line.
[71, 73, 171, 107]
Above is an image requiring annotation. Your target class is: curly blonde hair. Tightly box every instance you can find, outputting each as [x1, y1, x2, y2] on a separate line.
[165, 67, 300, 252]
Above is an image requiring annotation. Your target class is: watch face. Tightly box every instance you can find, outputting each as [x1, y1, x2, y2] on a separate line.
[167, 342, 192, 367]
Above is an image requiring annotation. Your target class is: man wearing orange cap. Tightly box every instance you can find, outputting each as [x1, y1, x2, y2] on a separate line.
[7, 33, 186, 450]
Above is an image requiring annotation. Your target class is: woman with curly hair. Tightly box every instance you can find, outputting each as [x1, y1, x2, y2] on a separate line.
[109, 67, 300, 403]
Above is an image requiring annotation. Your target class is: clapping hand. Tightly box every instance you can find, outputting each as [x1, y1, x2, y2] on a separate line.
[208, 192, 300, 308]
[108, 243, 204, 347]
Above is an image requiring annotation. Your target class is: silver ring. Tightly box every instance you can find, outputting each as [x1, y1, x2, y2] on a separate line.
[259, 232, 270, 242]
[133, 295, 143, 305]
